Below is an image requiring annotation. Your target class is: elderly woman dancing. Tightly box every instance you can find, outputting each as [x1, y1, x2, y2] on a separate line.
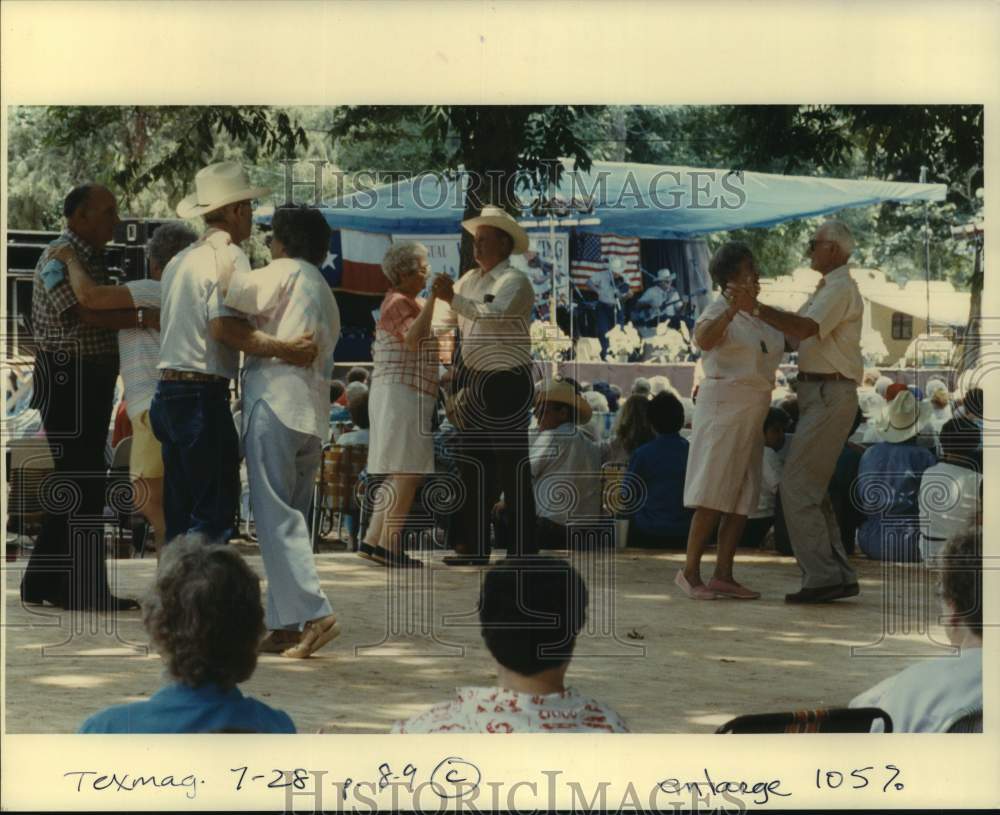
[360, 242, 440, 567]
[677, 242, 784, 600]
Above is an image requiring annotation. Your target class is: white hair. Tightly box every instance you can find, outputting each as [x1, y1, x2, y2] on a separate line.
[582, 390, 609, 413]
[648, 375, 674, 396]
[345, 381, 368, 404]
[381, 241, 428, 286]
[631, 377, 651, 396]
[819, 219, 855, 256]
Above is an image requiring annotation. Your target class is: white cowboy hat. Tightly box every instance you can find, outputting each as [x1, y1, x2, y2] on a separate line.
[176, 162, 271, 219]
[656, 268, 675, 282]
[461, 205, 529, 255]
[877, 389, 933, 443]
[534, 379, 592, 425]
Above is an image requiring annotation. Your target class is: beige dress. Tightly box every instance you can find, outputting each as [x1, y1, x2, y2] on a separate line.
[684, 295, 785, 514]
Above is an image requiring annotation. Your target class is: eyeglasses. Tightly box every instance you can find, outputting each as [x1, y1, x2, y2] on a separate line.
[807, 239, 834, 251]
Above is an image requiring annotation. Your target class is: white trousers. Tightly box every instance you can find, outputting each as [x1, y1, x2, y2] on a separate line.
[245, 400, 333, 630]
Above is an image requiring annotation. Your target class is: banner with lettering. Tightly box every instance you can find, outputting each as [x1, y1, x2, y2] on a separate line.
[512, 232, 571, 321]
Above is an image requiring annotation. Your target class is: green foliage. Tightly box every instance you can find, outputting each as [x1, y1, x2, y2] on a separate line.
[7, 106, 307, 226]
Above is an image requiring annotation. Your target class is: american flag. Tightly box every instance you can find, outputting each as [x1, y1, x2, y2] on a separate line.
[570, 233, 642, 292]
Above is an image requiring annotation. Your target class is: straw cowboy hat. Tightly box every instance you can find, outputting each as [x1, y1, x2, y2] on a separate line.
[176, 162, 272, 219]
[877, 389, 933, 443]
[461, 205, 529, 254]
[656, 268, 676, 282]
[534, 379, 593, 425]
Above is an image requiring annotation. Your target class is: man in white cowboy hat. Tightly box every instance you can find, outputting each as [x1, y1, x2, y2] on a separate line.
[150, 162, 319, 546]
[635, 268, 680, 331]
[855, 388, 937, 562]
[431, 205, 538, 563]
[526, 378, 610, 551]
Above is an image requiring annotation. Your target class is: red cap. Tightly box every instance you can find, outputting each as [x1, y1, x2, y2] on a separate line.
[885, 383, 909, 402]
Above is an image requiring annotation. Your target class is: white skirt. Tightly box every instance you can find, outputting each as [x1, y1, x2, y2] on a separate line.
[367, 381, 436, 474]
[683, 379, 770, 515]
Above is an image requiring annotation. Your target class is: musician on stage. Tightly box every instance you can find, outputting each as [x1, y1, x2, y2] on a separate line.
[591, 258, 632, 360]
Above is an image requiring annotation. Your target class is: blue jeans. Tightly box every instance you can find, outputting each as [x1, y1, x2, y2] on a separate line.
[149, 380, 239, 544]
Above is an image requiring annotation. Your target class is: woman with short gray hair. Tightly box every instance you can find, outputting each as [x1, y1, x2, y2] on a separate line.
[78, 535, 295, 733]
[360, 242, 440, 567]
[678, 241, 784, 600]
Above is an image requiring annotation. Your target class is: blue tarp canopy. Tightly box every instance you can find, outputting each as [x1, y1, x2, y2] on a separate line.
[258, 159, 947, 238]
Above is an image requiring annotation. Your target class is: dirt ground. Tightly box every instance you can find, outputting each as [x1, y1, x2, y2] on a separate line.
[3, 545, 950, 734]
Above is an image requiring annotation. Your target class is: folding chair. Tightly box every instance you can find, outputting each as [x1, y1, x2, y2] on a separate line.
[716, 707, 893, 734]
[311, 444, 367, 550]
[600, 461, 629, 549]
[107, 436, 142, 557]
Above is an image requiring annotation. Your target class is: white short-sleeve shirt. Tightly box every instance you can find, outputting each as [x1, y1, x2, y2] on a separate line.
[918, 462, 982, 560]
[158, 230, 245, 380]
[796, 265, 864, 383]
[695, 294, 784, 393]
[118, 279, 161, 418]
[433, 259, 534, 371]
[225, 257, 341, 440]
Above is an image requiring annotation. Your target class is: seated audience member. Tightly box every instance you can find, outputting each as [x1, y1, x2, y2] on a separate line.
[859, 368, 881, 394]
[739, 407, 789, 548]
[336, 389, 370, 447]
[581, 389, 611, 441]
[874, 375, 893, 399]
[776, 394, 799, 434]
[856, 391, 887, 444]
[346, 365, 369, 387]
[605, 392, 655, 464]
[529, 380, 606, 550]
[648, 374, 674, 396]
[850, 531, 982, 732]
[924, 378, 953, 432]
[79, 535, 295, 733]
[956, 386, 983, 426]
[624, 391, 693, 548]
[827, 408, 866, 556]
[592, 380, 619, 413]
[329, 380, 350, 423]
[856, 390, 937, 562]
[630, 377, 651, 398]
[392, 558, 629, 733]
[919, 418, 982, 561]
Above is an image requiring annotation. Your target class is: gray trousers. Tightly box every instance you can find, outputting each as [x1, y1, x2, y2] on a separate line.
[780, 380, 859, 589]
[245, 401, 333, 630]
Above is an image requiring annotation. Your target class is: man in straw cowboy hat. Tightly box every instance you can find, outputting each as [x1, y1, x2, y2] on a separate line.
[431, 205, 538, 564]
[526, 378, 614, 551]
[150, 162, 318, 546]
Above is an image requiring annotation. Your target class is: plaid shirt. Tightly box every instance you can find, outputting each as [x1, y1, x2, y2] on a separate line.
[31, 229, 119, 359]
[370, 291, 439, 396]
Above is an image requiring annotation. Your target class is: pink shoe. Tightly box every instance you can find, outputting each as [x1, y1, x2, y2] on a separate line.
[675, 569, 717, 600]
[707, 577, 761, 600]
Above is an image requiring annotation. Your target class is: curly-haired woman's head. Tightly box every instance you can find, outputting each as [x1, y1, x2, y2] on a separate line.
[940, 531, 982, 645]
[143, 535, 265, 689]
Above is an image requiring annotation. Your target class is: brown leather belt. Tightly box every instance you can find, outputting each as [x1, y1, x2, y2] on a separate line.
[160, 369, 229, 383]
[796, 371, 853, 382]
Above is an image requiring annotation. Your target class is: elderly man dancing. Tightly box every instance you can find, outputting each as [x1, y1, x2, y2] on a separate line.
[432, 206, 538, 564]
[732, 219, 863, 603]
[21, 184, 145, 611]
[151, 162, 317, 545]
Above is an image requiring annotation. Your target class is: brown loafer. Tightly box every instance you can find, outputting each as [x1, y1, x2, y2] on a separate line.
[258, 630, 301, 654]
